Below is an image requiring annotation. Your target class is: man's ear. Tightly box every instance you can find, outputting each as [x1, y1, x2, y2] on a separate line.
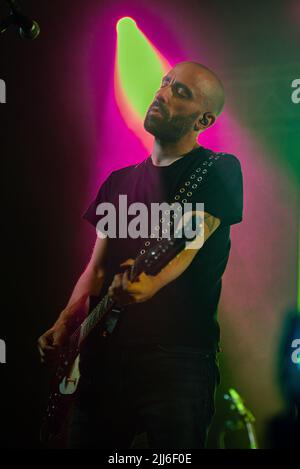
[194, 112, 216, 131]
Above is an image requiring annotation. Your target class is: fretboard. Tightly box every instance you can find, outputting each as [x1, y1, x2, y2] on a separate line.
[67, 293, 115, 360]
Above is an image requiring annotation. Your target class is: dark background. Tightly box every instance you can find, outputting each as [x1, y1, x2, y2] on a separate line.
[0, 0, 299, 448]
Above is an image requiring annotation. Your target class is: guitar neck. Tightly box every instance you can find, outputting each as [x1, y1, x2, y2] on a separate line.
[69, 293, 115, 351]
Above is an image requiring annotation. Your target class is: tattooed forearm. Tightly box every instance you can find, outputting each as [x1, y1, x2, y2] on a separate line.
[204, 212, 221, 239]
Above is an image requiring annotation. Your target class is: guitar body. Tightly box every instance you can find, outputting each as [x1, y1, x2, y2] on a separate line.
[58, 355, 80, 395]
[40, 350, 81, 443]
[41, 212, 202, 444]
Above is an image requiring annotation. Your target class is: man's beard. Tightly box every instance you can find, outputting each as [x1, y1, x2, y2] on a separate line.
[143, 109, 199, 143]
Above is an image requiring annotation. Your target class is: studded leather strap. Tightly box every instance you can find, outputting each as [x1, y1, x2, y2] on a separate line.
[137, 149, 223, 256]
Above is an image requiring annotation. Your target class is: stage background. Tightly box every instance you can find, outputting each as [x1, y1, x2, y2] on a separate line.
[0, 0, 299, 448]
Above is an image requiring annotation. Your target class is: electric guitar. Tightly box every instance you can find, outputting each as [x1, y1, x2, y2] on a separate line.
[40, 213, 201, 443]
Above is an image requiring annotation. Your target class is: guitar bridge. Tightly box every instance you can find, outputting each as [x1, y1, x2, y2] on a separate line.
[66, 377, 77, 385]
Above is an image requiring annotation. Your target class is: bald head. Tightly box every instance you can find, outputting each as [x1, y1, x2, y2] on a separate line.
[144, 60, 225, 143]
[174, 61, 225, 117]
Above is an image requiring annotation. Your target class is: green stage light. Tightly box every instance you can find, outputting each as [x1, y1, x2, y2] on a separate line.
[116, 16, 170, 119]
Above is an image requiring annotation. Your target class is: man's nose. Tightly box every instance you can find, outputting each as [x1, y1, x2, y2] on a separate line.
[154, 95, 167, 109]
[155, 84, 170, 104]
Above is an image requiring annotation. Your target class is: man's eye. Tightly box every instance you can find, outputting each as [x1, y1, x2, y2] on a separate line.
[176, 86, 187, 96]
[160, 81, 188, 97]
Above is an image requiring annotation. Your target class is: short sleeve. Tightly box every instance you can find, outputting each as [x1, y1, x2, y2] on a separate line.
[82, 173, 113, 227]
[197, 154, 243, 226]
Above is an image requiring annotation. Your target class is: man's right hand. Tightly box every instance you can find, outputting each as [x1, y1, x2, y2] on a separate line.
[37, 323, 69, 365]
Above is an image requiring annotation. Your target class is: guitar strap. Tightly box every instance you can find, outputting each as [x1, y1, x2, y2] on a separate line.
[136, 147, 223, 257]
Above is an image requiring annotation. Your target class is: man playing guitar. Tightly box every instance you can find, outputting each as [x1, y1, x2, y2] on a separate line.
[38, 61, 243, 449]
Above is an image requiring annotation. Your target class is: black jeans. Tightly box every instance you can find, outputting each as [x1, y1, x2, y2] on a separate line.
[68, 339, 220, 449]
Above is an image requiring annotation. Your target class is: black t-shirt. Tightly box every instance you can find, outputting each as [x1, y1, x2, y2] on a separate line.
[82, 145, 243, 351]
